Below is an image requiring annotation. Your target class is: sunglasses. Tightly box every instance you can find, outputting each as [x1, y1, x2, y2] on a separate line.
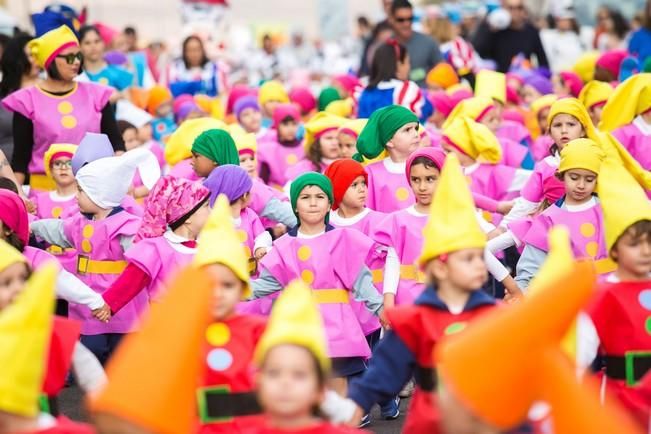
[394, 15, 414, 23]
[56, 52, 83, 64]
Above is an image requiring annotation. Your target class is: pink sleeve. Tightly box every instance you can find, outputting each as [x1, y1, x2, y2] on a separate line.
[251, 211, 266, 238]
[472, 193, 499, 213]
[2, 89, 34, 119]
[521, 165, 544, 202]
[102, 263, 151, 314]
[88, 83, 113, 111]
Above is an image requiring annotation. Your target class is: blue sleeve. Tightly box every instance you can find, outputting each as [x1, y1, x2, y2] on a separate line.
[628, 31, 640, 56]
[520, 149, 535, 170]
[419, 97, 433, 123]
[114, 67, 135, 91]
[348, 330, 415, 412]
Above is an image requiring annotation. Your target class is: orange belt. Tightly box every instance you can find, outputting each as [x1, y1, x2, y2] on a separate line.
[594, 257, 617, 275]
[400, 264, 426, 283]
[312, 289, 350, 304]
[77, 255, 127, 275]
[47, 245, 75, 255]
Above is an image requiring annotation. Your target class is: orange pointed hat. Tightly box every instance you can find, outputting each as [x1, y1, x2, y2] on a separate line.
[435, 227, 642, 433]
[88, 266, 212, 434]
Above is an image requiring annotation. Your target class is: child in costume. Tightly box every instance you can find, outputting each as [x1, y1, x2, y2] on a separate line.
[515, 139, 614, 290]
[30, 148, 152, 364]
[345, 154, 498, 433]
[204, 165, 273, 273]
[99, 176, 210, 316]
[579, 159, 651, 429]
[257, 104, 304, 188]
[258, 80, 290, 128]
[600, 74, 651, 171]
[146, 84, 176, 142]
[251, 172, 385, 394]
[354, 105, 420, 213]
[529, 94, 557, 161]
[249, 279, 368, 434]
[285, 112, 343, 181]
[191, 128, 241, 179]
[578, 80, 613, 126]
[165, 117, 226, 181]
[338, 119, 367, 159]
[35, 144, 78, 221]
[235, 95, 264, 136]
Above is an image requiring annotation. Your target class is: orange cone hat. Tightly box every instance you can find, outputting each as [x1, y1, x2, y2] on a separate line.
[435, 227, 642, 433]
[88, 266, 213, 434]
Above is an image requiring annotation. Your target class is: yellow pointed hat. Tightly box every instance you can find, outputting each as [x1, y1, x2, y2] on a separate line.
[578, 80, 612, 110]
[0, 256, 57, 417]
[0, 237, 27, 272]
[572, 51, 599, 83]
[557, 138, 606, 175]
[338, 118, 367, 138]
[303, 111, 345, 153]
[164, 117, 226, 166]
[442, 116, 502, 164]
[325, 98, 354, 118]
[258, 80, 289, 106]
[598, 158, 651, 252]
[43, 143, 77, 179]
[599, 73, 651, 132]
[254, 279, 330, 373]
[88, 266, 213, 434]
[474, 70, 506, 105]
[442, 96, 494, 129]
[233, 132, 258, 155]
[194, 194, 251, 298]
[419, 153, 486, 265]
[530, 94, 558, 118]
[28, 25, 79, 69]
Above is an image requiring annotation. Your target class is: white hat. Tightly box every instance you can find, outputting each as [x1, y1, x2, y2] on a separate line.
[76, 147, 160, 209]
[115, 100, 153, 129]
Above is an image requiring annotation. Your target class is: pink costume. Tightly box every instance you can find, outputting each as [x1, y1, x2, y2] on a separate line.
[62, 211, 147, 335]
[366, 158, 414, 213]
[499, 137, 528, 168]
[612, 123, 651, 171]
[237, 207, 267, 259]
[249, 177, 288, 228]
[373, 207, 428, 306]
[257, 138, 305, 187]
[2, 82, 112, 184]
[168, 158, 201, 182]
[521, 155, 559, 203]
[257, 228, 383, 358]
[34, 191, 78, 272]
[464, 162, 522, 225]
[530, 134, 554, 162]
[285, 159, 328, 180]
[497, 119, 532, 147]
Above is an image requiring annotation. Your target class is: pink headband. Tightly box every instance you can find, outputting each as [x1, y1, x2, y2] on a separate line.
[49, 151, 74, 165]
[338, 127, 359, 138]
[45, 41, 79, 69]
[474, 104, 495, 123]
[238, 149, 255, 157]
[314, 127, 338, 140]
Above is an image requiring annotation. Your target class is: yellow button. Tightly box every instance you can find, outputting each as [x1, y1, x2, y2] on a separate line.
[585, 241, 598, 258]
[61, 115, 77, 129]
[81, 239, 92, 253]
[57, 101, 73, 114]
[301, 269, 314, 285]
[286, 154, 298, 165]
[237, 229, 248, 243]
[205, 322, 231, 346]
[395, 187, 410, 201]
[99, 77, 109, 85]
[297, 245, 312, 261]
[52, 207, 62, 218]
[82, 224, 94, 238]
[482, 210, 493, 223]
[580, 222, 596, 238]
[243, 245, 252, 258]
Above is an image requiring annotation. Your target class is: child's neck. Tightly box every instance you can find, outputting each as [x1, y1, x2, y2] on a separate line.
[56, 183, 76, 197]
[615, 267, 651, 282]
[641, 111, 651, 125]
[414, 202, 430, 214]
[299, 221, 326, 236]
[268, 413, 320, 430]
[437, 281, 472, 312]
[564, 195, 592, 207]
[84, 58, 107, 73]
[172, 225, 196, 241]
[92, 207, 113, 221]
[387, 149, 409, 164]
[337, 202, 364, 219]
[231, 202, 243, 219]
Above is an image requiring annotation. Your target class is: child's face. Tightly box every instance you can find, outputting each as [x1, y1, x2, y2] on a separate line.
[430, 110, 446, 129]
[317, 131, 340, 160]
[295, 185, 330, 227]
[51, 158, 75, 187]
[76, 185, 103, 214]
[239, 108, 262, 133]
[0, 262, 28, 311]
[552, 75, 570, 96]
[257, 344, 324, 420]
[138, 124, 153, 142]
[613, 230, 651, 278]
[537, 107, 551, 134]
[427, 248, 488, 291]
[338, 132, 357, 159]
[549, 114, 585, 149]
[588, 106, 604, 127]
[263, 101, 281, 118]
[442, 142, 475, 167]
[521, 85, 542, 106]
[205, 263, 244, 320]
[409, 163, 440, 207]
[479, 108, 501, 133]
[277, 120, 299, 142]
[156, 101, 173, 118]
[239, 154, 258, 178]
[341, 175, 367, 209]
[191, 152, 217, 178]
[122, 127, 142, 151]
[387, 122, 420, 158]
[562, 169, 596, 204]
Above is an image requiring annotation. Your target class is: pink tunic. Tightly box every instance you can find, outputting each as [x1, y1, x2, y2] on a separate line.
[497, 119, 532, 147]
[249, 177, 288, 228]
[124, 236, 195, 302]
[2, 82, 112, 176]
[373, 208, 427, 306]
[285, 159, 328, 180]
[168, 158, 201, 181]
[499, 137, 528, 168]
[35, 191, 78, 272]
[238, 207, 266, 259]
[63, 211, 147, 335]
[258, 228, 383, 358]
[530, 135, 553, 162]
[465, 163, 519, 226]
[612, 123, 651, 171]
[23, 245, 57, 270]
[521, 156, 558, 203]
[366, 159, 414, 213]
[257, 138, 305, 187]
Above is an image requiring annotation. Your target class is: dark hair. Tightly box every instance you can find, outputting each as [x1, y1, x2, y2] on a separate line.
[368, 41, 408, 88]
[307, 137, 326, 171]
[357, 16, 371, 28]
[410, 156, 440, 172]
[45, 51, 84, 81]
[607, 9, 630, 39]
[182, 35, 208, 69]
[593, 66, 616, 83]
[280, 115, 297, 126]
[0, 34, 33, 97]
[610, 219, 651, 260]
[645, 0, 651, 30]
[391, 0, 413, 15]
[78, 25, 101, 44]
[3, 230, 25, 252]
[117, 120, 137, 136]
[124, 26, 137, 36]
[169, 196, 209, 231]
[0, 176, 18, 194]
[0, 34, 10, 53]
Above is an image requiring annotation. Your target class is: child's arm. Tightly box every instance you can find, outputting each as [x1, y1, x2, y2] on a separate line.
[576, 312, 600, 370]
[30, 219, 73, 248]
[56, 269, 106, 310]
[260, 198, 298, 228]
[351, 266, 384, 314]
[253, 231, 273, 259]
[119, 235, 135, 252]
[514, 244, 547, 293]
[250, 269, 284, 299]
[101, 263, 152, 315]
[486, 230, 518, 254]
[507, 168, 534, 192]
[382, 247, 400, 310]
[71, 341, 106, 393]
[499, 197, 540, 229]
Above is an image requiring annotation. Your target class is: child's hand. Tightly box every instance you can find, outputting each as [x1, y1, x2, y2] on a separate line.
[487, 226, 507, 240]
[254, 247, 268, 260]
[272, 224, 287, 239]
[23, 197, 37, 214]
[92, 304, 111, 323]
[497, 200, 515, 215]
[379, 309, 390, 330]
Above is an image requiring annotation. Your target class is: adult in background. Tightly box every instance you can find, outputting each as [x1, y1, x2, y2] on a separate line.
[629, 0, 651, 65]
[389, 0, 442, 86]
[163, 35, 224, 97]
[472, 0, 549, 73]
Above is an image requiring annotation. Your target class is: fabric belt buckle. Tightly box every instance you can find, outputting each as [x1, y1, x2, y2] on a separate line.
[625, 351, 651, 387]
[77, 255, 90, 275]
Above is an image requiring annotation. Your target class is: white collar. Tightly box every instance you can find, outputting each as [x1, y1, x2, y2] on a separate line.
[330, 208, 370, 226]
[543, 153, 561, 167]
[633, 115, 651, 136]
[297, 229, 326, 239]
[563, 196, 597, 212]
[163, 229, 196, 254]
[383, 157, 407, 174]
[406, 204, 428, 217]
[49, 190, 76, 202]
[607, 272, 651, 283]
[376, 79, 404, 89]
[464, 162, 480, 175]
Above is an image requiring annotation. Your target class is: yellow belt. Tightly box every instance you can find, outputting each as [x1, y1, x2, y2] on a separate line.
[47, 245, 75, 255]
[29, 173, 56, 191]
[312, 289, 350, 304]
[77, 256, 127, 275]
[400, 264, 426, 283]
[371, 269, 383, 284]
[594, 257, 617, 275]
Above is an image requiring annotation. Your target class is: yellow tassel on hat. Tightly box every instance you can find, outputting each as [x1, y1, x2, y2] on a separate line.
[474, 70, 506, 105]
[254, 279, 330, 373]
[303, 111, 345, 153]
[325, 98, 354, 118]
[598, 159, 651, 252]
[0, 238, 27, 272]
[43, 143, 77, 179]
[28, 25, 79, 69]
[558, 138, 606, 175]
[578, 80, 612, 110]
[0, 255, 57, 417]
[572, 51, 599, 83]
[164, 117, 226, 167]
[530, 94, 558, 118]
[599, 73, 651, 133]
[194, 194, 251, 298]
[419, 153, 486, 265]
[338, 119, 367, 138]
[258, 80, 289, 106]
[442, 96, 494, 129]
[443, 117, 502, 164]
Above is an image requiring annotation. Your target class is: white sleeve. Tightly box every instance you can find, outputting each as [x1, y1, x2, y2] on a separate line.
[576, 312, 600, 370]
[475, 210, 496, 232]
[508, 168, 533, 192]
[382, 247, 400, 295]
[253, 230, 273, 252]
[484, 249, 510, 282]
[487, 231, 518, 254]
[71, 342, 106, 393]
[499, 197, 539, 228]
[56, 270, 104, 310]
